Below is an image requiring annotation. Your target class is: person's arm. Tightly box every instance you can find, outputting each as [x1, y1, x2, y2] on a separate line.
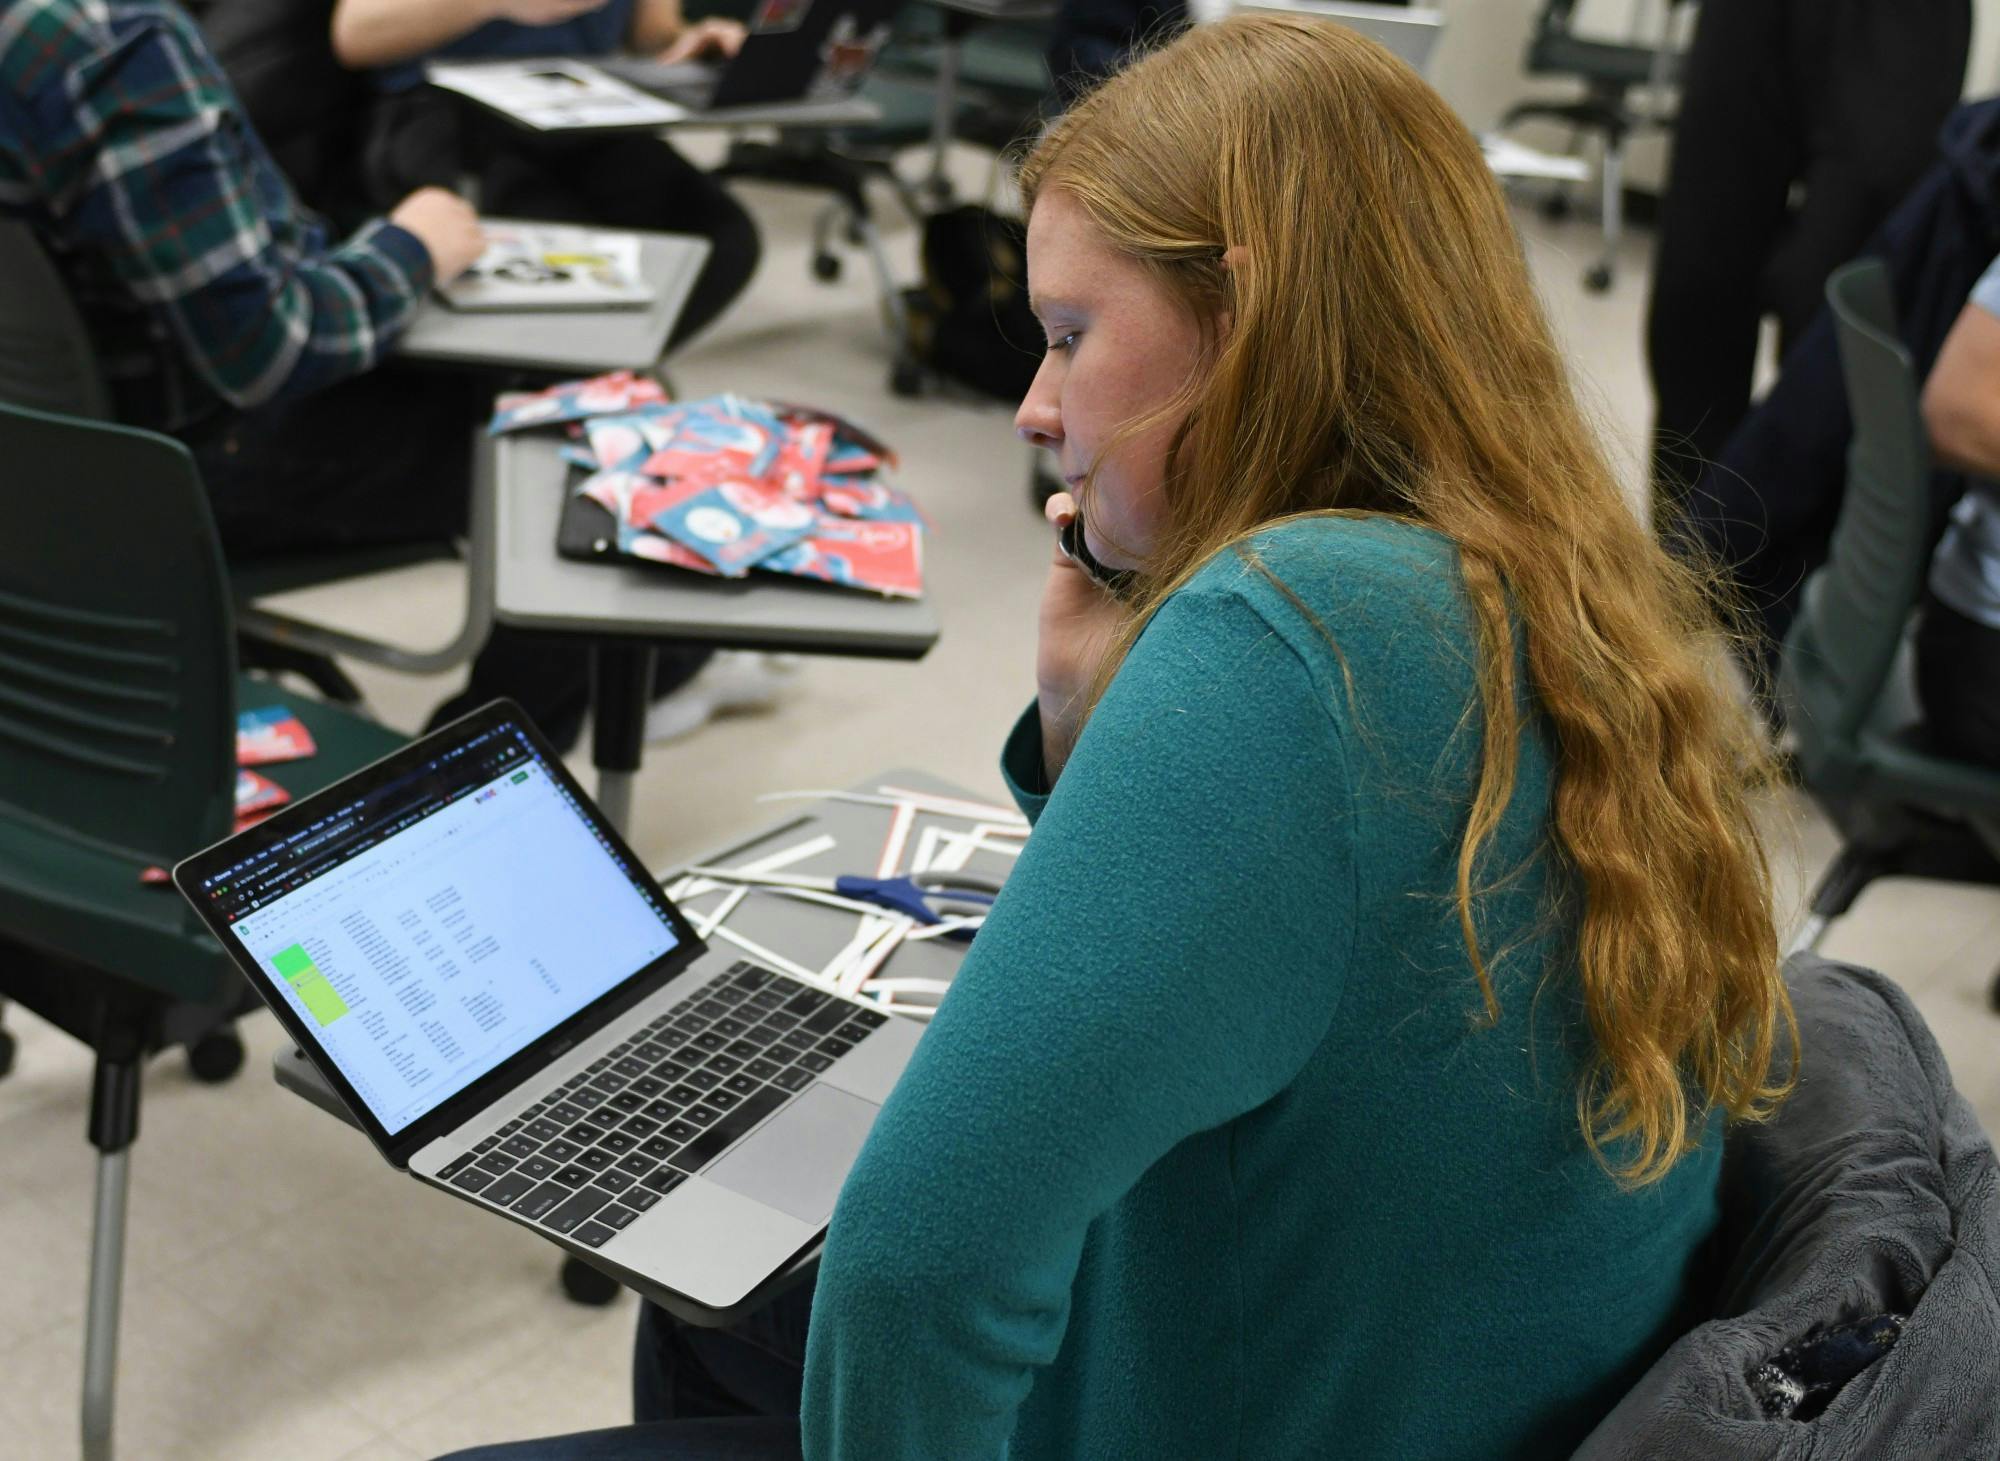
[801, 584, 1358, 1459]
[25, 13, 464, 410]
[629, 0, 747, 62]
[628, 0, 687, 52]
[330, 0, 615, 69]
[1923, 293, 2000, 477]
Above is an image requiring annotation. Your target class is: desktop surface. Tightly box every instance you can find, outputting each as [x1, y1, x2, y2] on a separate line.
[491, 432, 941, 657]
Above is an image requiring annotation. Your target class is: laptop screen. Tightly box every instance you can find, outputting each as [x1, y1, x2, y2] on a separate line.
[191, 719, 683, 1136]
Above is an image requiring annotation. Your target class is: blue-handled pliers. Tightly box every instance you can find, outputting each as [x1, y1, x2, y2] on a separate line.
[684, 864, 1002, 933]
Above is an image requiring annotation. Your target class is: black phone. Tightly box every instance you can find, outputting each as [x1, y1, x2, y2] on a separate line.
[1057, 511, 1137, 598]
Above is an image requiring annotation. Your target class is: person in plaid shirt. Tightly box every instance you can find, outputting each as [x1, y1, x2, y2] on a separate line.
[0, 0, 667, 749]
[0, 0, 485, 536]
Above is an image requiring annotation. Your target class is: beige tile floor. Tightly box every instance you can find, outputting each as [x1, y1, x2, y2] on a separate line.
[3, 140, 1997, 1460]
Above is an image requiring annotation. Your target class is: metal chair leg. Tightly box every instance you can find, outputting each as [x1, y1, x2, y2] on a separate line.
[1787, 912, 1831, 958]
[1585, 131, 1625, 293]
[82, 1146, 131, 1461]
[82, 1047, 140, 1461]
[1790, 843, 1891, 959]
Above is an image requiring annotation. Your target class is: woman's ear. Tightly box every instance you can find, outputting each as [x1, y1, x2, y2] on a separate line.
[1216, 245, 1248, 341]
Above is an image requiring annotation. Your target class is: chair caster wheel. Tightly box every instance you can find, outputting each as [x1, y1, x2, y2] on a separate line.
[811, 252, 841, 283]
[1584, 264, 1614, 293]
[890, 359, 924, 397]
[0, 1026, 15, 1080]
[561, 1255, 622, 1306]
[187, 1028, 245, 1084]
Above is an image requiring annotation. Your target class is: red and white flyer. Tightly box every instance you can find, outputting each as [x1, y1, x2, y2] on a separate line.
[760, 517, 924, 598]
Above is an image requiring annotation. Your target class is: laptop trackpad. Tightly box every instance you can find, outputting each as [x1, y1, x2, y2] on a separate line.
[702, 1083, 879, 1225]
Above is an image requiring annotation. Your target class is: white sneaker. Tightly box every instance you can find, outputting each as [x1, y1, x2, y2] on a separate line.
[645, 651, 802, 744]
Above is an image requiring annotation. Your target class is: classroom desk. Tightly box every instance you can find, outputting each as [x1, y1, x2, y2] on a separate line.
[425, 58, 883, 137]
[396, 229, 712, 376]
[491, 429, 941, 830]
[275, 768, 1013, 1326]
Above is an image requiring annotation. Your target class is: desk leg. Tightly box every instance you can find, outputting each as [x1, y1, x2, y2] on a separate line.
[928, 33, 963, 204]
[590, 642, 655, 836]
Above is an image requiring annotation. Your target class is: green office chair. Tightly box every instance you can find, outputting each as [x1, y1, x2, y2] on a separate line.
[1778, 259, 2000, 1011]
[0, 219, 494, 702]
[0, 400, 406, 1461]
[1497, 0, 1693, 292]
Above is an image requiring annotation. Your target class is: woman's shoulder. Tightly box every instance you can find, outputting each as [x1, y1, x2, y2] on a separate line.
[1178, 515, 1472, 662]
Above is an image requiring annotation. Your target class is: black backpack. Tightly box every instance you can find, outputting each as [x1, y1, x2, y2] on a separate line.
[907, 204, 1043, 401]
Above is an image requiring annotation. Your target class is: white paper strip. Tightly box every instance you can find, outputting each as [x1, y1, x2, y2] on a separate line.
[863, 977, 953, 996]
[710, 926, 823, 985]
[876, 800, 915, 878]
[876, 785, 1028, 825]
[926, 830, 974, 874]
[841, 922, 907, 996]
[660, 834, 837, 902]
[735, 833, 838, 875]
[910, 825, 944, 876]
[766, 886, 906, 919]
[755, 790, 1027, 827]
[692, 884, 747, 939]
[820, 914, 892, 986]
[904, 915, 983, 942]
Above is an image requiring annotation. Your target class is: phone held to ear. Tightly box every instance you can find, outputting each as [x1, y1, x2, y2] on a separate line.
[1057, 510, 1137, 599]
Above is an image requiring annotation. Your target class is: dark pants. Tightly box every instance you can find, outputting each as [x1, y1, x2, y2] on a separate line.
[438, 1286, 814, 1460]
[1916, 594, 2000, 770]
[1646, 0, 1969, 510]
[190, 365, 705, 752]
[363, 91, 761, 351]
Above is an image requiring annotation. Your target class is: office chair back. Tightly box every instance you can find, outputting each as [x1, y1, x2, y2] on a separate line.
[0, 221, 112, 419]
[0, 402, 237, 864]
[1524, 0, 1686, 90]
[1777, 259, 1931, 777]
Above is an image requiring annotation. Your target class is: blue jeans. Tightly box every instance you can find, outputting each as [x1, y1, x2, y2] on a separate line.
[437, 1281, 814, 1460]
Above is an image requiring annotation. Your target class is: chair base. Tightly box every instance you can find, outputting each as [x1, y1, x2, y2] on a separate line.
[1793, 816, 2000, 956]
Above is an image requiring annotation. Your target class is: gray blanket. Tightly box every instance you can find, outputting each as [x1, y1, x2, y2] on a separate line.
[1575, 953, 2000, 1459]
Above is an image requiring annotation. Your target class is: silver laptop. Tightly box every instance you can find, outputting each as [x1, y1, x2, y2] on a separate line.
[174, 699, 922, 1314]
[1235, 0, 1444, 76]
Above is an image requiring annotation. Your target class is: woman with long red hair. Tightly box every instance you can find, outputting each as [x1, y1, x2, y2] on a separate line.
[448, 15, 1796, 1459]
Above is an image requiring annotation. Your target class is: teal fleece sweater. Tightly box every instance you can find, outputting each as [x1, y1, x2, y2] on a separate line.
[802, 518, 1720, 1459]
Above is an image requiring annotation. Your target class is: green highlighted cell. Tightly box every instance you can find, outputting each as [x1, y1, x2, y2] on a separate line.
[274, 943, 348, 1027]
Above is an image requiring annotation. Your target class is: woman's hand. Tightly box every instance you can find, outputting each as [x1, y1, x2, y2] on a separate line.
[657, 16, 748, 63]
[1037, 491, 1128, 783]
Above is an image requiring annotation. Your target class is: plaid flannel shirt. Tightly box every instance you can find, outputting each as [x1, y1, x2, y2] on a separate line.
[0, 0, 433, 432]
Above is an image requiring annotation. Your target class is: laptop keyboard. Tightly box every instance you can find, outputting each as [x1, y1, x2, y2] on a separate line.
[431, 962, 888, 1249]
